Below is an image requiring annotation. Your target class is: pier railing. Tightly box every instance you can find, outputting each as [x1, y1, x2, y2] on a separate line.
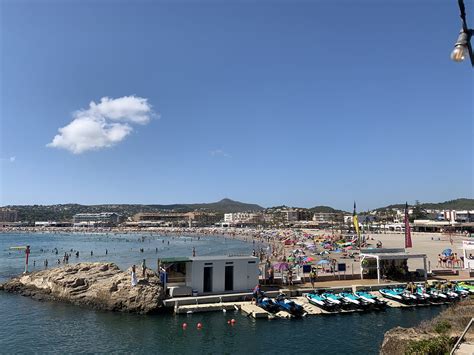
[450, 317, 474, 355]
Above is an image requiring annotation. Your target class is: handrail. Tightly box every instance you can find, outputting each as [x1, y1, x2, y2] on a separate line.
[450, 317, 474, 355]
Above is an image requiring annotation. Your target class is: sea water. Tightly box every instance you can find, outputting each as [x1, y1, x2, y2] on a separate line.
[0, 233, 443, 354]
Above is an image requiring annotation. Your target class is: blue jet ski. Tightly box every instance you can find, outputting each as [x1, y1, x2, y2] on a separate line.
[275, 294, 306, 317]
[257, 296, 280, 313]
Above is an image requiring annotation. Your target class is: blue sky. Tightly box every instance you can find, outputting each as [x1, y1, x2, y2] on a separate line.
[1, 0, 473, 210]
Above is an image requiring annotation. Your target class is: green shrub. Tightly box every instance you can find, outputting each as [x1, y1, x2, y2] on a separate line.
[433, 320, 452, 334]
[405, 335, 453, 355]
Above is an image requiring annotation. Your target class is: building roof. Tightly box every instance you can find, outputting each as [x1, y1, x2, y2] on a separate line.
[159, 255, 258, 263]
[190, 255, 258, 261]
[160, 257, 191, 263]
[360, 252, 426, 260]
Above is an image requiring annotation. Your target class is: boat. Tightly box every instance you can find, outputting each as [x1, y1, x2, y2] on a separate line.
[305, 292, 338, 312]
[257, 296, 280, 313]
[355, 291, 388, 310]
[379, 287, 417, 305]
[275, 294, 306, 317]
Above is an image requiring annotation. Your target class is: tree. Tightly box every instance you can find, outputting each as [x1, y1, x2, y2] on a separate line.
[411, 200, 427, 221]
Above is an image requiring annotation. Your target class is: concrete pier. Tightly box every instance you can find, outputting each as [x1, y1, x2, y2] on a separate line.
[240, 304, 271, 318]
[175, 301, 247, 314]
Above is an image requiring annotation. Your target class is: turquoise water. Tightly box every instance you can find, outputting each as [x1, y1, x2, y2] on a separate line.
[0, 233, 444, 354]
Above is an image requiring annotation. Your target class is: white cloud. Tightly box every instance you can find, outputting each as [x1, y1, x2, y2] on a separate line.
[210, 149, 231, 158]
[47, 96, 153, 154]
[9, 156, 16, 162]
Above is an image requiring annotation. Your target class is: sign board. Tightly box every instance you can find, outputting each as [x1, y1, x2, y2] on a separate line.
[337, 263, 346, 272]
[302, 265, 311, 273]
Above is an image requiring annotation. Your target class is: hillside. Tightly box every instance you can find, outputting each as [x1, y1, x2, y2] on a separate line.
[376, 198, 474, 211]
[309, 205, 347, 214]
[2, 198, 264, 222]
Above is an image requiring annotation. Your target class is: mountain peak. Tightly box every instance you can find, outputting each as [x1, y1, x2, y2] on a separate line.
[218, 198, 234, 203]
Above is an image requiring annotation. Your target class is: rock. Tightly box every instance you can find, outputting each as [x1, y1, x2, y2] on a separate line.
[379, 327, 431, 355]
[0, 263, 165, 314]
[380, 299, 474, 354]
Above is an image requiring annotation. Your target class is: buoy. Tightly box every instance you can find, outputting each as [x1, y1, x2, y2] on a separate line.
[231, 319, 236, 324]
[197, 322, 203, 329]
[227, 320, 231, 324]
[182, 323, 187, 329]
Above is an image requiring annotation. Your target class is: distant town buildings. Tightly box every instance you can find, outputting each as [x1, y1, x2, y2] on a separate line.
[73, 212, 122, 227]
[132, 211, 220, 227]
[0, 208, 18, 222]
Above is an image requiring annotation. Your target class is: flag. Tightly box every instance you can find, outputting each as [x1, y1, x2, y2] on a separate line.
[353, 202, 361, 245]
[404, 202, 412, 248]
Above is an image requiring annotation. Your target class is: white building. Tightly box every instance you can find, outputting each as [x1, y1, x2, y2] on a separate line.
[223, 213, 262, 224]
[35, 221, 57, 227]
[161, 255, 259, 296]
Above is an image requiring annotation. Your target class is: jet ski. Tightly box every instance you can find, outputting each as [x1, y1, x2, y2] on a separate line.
[257, 296, 280, 313]
[355, 291, 388, 310]
[305, 292, 338, 312]
[275, 294, 306, 317]
[338, 292, 370, 310]
[320, 292, 353, 310]
[458, 282, 474, 294]
[379, 287, 417, 305]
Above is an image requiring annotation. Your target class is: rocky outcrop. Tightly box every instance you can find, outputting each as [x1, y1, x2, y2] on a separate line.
[380, 299, 474, 354]
[0, 263, 165, 314]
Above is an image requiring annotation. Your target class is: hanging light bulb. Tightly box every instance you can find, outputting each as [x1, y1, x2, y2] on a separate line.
[451, 30, 469, 63]
[451, 44, 467, 62]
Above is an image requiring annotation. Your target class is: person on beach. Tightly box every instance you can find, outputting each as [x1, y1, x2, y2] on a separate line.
[131, 265, 138, 287]
[142, 259, 147, 278]
[309, 269, 316, 288]
[252, 284, 262, 303]
[192, 247, 196, 257]
[44, 259, 48, 269]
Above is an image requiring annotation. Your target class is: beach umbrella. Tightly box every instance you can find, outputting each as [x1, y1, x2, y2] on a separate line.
[287, 256, 296, 262]
[442, 249, 452, 256]
[317, 260, 330, 265]
[273, 262, 290, 271]
[304, 256, 315, 262]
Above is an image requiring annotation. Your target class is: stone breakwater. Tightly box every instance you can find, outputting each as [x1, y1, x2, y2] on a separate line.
[0, 263, 165, 314]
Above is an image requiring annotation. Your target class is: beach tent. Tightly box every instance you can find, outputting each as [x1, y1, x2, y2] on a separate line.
[317, 260, 330, 265]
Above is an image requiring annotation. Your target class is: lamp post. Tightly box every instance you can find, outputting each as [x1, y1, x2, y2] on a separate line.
[452, 0, 474, 66]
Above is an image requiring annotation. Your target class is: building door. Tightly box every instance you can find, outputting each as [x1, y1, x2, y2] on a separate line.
[203, 266, 213, 293]
[225, 265, 234, 291]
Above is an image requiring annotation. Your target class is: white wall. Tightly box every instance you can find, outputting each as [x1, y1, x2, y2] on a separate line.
[185, 257, 258, 294]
